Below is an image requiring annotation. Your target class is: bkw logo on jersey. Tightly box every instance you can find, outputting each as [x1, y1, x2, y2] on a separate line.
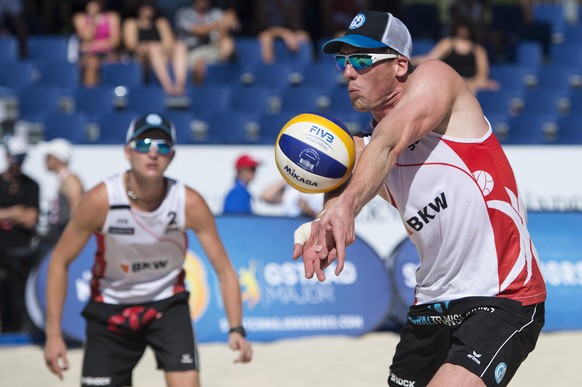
[406, 192, 448, 231]
[120, 260, 169, 273]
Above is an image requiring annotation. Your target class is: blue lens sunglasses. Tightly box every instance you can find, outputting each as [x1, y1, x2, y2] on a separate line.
[334, 53, 399, 72]
[128, 138, 174, 155]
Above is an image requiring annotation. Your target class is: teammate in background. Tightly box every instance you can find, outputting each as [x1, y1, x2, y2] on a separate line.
[42, 138, 84, 246]
[222, 154, 260, 215]
[44, 113, 252, 386]
[261, 179, 323, 218]
[292, 11, 546, 387]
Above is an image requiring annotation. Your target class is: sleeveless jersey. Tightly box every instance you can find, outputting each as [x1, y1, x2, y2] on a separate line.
[90, 172, 188, 304]
[365, 123, 546, 306]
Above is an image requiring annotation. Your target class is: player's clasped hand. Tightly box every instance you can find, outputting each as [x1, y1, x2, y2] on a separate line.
[292, 204, 356, 281]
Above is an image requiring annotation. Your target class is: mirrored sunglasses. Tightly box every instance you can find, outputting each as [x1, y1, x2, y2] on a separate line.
[334, 53, 399, 71]
[128, 138, 174, 155]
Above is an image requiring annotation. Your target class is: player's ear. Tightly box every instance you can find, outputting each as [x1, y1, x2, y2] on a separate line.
[124, 144, 131, 161]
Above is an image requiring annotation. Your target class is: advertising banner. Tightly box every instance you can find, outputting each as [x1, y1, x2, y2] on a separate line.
[30, 216, 392, 343]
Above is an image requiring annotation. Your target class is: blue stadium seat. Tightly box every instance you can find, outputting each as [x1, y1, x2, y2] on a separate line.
[203, 62, 242, 85]
[299, 61, 345, 92]
[273, 39, 313, 68]
[486, 113, 511, 139]
[36, 60, 79, 90]
[477, 89, 524, 117]
[489, 64, 531, 92]
[125, 86, 167, 114]
[234, 37, 263, 69]
[18, 85, 64, 121]
[240, 63, 299, 91]
[520, 88, 570, 117]
[533, 64, 582, 91]
[0, 60, 37, 91]
[43, 112, 89, 143]
[164, 112, 197, 144]
[188, 84, 232, 116]
[73, 86, 116, 119]
[566, 89, 582, 113]
[516, 41, 544, 73]
[504, 113, 559, 144]
[279, 86, 327, 114]
[549, 43, 582, 67]
[28, 35, 69, 62]
[555, 114, 582, 144]
[100, 62, 143, 87]
[203, 111, 261, 144]
[96, 111, 140, 144]
[533, 3, 567, 43]
[230, 85, 277, 115]
[412, 38, 436, 56]
[0, 37, 17, 61]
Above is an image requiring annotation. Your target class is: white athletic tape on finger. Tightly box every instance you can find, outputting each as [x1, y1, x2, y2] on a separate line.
[293, 222, 312, 245]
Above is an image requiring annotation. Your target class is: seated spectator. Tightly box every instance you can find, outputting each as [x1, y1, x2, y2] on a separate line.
[72, 0, 121, 86]
[174, 0, 239, 85]
[412, 18, 499, 94]
[123, 1, 189, 95]
[261, 179, 323, 219]
[223, 154, 260, 215]
[254, 0, 311, 64]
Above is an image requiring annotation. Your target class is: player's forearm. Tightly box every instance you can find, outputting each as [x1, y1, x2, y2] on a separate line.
[341, 140, 395, 216]
[219, 272, 244, 328]
[45, 261, 69, 339]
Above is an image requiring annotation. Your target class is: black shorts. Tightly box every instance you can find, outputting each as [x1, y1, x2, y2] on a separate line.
[80, 292, 198, 387]
[388, 297, 545, 387]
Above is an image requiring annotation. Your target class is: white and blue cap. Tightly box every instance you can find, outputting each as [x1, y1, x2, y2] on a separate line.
[322, 10, 412, 59]
[126, 113, 176, 144]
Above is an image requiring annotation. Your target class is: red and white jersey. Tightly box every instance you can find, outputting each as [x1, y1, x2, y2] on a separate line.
[366, 124, 546, 306]
[90, 172, 188, 304]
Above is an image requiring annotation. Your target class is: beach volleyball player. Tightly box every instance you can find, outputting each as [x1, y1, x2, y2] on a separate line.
[44, 113, 252, 387]
[291, 10, 546, 387]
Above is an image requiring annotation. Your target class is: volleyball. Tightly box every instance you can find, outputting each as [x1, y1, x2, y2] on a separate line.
[275, 113, 356, 194]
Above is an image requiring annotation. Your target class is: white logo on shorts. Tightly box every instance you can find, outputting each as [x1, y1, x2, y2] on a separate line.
[181, 353, 194, 364]
[81, 376, 112, 386]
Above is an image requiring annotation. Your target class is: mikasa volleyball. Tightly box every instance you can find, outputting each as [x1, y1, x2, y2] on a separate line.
[275, 113, 356, 194]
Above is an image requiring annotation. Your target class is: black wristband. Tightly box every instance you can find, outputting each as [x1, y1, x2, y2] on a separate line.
[228, 325, 246, 338]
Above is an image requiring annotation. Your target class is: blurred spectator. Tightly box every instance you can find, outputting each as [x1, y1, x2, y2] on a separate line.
[72, 0, 121, 86]
[0, 136, 39, 333]
[0, 0, 28, 58]
[222, 154, 260, 215]
[320, 0, 369, 38]
[253, 0, 311, 64]
[449, 0, 488, 44]
[261, 179, 323, 218]
[123, 0, 189, 95]
[174, 0, 239, 85]
[41, 138, 84, 247]
[412, 18, 499, 94]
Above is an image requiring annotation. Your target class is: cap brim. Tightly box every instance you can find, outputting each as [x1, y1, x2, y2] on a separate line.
[322, 35, 388, 54]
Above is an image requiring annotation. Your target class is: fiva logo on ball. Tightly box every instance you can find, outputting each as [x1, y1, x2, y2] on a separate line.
[275, 113, 356, 194]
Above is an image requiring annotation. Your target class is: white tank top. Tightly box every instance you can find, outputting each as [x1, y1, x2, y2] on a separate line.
[365, 124, 546, 306]
[90, 172, 188, 304]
